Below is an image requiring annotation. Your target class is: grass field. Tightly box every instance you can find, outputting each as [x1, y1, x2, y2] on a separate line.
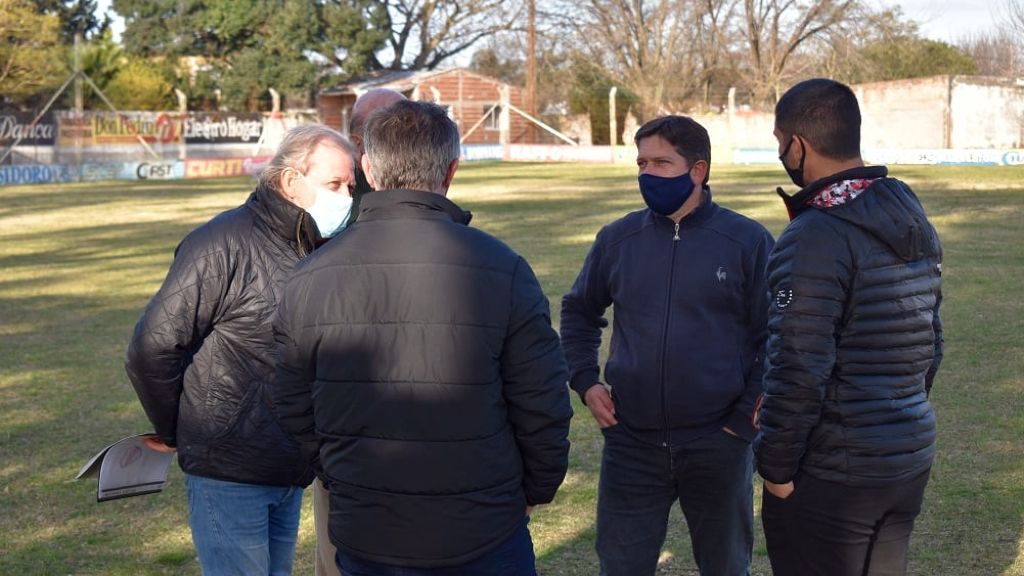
[1, 162, 1022, 575]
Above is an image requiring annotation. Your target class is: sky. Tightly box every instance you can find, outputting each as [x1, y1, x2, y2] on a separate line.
[883, 0, 1006, 41]
[95, 0, 1006, 46]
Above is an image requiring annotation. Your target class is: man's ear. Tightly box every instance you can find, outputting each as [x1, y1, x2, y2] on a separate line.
[279, 167, 301, 202]
[691, 159, 710, 186]
[360, 154, 377, 190]
[350, 133, 363, 153]
[442, 158, 460, 192]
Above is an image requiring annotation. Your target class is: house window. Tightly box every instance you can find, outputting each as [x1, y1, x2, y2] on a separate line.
[484, 105, 502, 130]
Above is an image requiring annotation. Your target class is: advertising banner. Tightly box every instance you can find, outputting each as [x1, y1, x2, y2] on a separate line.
[0, 164, 75, 185]
[184, 113, 264, 144]
[57, 111, 183, 146]
[0, 112, 57, 146]
[185, 156, 271, 179]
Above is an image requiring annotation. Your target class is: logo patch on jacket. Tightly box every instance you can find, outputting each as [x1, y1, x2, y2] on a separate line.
[774, 288, 794, 310]
[716, 266, 727, 282]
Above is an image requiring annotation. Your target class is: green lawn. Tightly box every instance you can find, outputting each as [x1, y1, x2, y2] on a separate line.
[1, 162, 1021, 575]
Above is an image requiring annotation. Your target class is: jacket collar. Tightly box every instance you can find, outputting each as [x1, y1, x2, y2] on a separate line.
[356, 189, 473, 225]
[246, 183, 320, 257]
[778, 165, 889, 220]
[645, 186, 716, 229]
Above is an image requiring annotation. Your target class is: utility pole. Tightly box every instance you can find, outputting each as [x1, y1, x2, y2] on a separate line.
[526, 0, 537, 143]
[74, 32, 83, 178]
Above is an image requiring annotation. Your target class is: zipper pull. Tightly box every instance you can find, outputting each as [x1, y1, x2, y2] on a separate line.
[673, 222, 680, 241]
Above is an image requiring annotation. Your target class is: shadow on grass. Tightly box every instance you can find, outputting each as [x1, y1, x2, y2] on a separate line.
[1, 164, 1022, 575]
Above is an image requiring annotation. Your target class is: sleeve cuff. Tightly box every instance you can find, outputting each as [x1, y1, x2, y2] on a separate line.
[568, 369, 601, 403]
[727, 410, 757, 443]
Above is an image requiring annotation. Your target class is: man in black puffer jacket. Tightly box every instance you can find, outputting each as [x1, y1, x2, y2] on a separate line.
[753, 79, 944, 576]
[126, 125, 357, 576]
[271, 100, 572, 575]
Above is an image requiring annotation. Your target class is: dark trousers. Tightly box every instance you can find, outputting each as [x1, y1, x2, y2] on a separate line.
[596, 425, 754, 576]
[334, 516, 536, 576]
[762, 469, 931, 576]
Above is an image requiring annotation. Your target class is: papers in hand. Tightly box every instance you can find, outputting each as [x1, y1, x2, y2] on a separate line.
[76, 434, 174, 502]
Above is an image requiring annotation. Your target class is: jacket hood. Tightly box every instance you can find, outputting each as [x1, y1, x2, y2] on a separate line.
[786, 167, 941, 262]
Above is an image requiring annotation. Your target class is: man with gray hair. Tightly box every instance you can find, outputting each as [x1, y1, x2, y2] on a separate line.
[271, 100, 573, 575]
[127, 124, 356, 576]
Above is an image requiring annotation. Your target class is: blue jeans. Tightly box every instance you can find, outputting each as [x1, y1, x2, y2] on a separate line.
[185, 473, 304, 576]
[335, 516, 537, 575]
[596, 425, 753, 576]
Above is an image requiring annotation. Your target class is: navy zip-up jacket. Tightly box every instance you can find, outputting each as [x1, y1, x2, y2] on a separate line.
[561, 190, 774, 444]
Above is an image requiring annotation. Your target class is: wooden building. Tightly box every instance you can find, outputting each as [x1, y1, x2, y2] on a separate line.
[318, 68, 540, 144]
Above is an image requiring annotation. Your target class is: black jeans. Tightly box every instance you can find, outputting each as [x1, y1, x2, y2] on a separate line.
[596, 425, 754, 576]
[762, 469, 931, 576]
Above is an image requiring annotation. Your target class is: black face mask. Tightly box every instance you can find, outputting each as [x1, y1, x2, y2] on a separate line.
[779, 135, 806, 188]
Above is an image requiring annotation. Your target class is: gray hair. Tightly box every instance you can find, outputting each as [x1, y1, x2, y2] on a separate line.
[363, 100, 461, 192]
[259, 124, 355, 192]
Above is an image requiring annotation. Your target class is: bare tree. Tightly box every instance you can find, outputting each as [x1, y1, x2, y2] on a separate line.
[385, 0, 521, 70]
[558, 0, 707, 119]
[959, 30, 1024, 77]
[695, 0, 741, 110]
[740, 0, 855, 104]
[1009, 0, 1024, 35]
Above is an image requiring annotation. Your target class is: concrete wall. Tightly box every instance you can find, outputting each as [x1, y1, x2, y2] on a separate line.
[855, 76, 951, 149]
[951, 76, 1024, 148]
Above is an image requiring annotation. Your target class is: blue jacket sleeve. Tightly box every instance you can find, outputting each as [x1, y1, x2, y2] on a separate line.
[501, 257, 573, 506]
[727, 229, 774, 442]
[559, 230, 613, 402]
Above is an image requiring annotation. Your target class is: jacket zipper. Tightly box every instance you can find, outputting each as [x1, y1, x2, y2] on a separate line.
[294, 216, 308, 258]
[658, 221, 681, 446]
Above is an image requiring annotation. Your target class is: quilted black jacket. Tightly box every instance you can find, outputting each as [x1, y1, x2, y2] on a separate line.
[125, 184, 318, 487]
[753, 166, 943, 488]
[271, 189, 573, 568]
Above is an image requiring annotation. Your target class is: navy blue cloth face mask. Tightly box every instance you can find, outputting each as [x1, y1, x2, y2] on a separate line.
[638, 172, 696, 216]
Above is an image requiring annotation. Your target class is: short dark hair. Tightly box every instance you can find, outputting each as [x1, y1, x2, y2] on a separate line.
[634, 115, 711, 170]
[363, 100, 461, 192]
[775, 78, 861, 160]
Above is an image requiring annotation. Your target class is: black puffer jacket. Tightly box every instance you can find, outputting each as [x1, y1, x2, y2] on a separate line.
[753, 166, 943, 488]
[271, 189, 573, 568]
[126, 183, 318, 487]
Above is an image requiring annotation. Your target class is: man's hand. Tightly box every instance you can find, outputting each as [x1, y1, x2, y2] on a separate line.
[764, 480, 794, 500]
[143, 436, 177, 453]
[584, 385, 618, 428]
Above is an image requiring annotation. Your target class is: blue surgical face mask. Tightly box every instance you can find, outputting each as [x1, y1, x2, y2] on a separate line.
[303, 175, 352, 238]
[638, 172, 696, 216]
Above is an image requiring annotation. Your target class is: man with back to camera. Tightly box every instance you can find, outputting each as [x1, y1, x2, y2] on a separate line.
[126, 124, 356, 576]
[269, 99, 573, 576]
[310, 86, 407, 576]
[754, 78, 944, 576]
[560, 115, 774, 576]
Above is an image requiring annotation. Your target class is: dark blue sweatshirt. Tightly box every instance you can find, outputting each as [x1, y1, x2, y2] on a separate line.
[561, 190, 774, 444]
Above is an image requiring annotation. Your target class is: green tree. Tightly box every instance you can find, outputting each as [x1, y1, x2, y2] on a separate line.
[858, 37, 978, 81]
[105, 58, 174, 110]
[34, 0, 108, 41]
[320, 0, 391, 77]
[0, 0, 68, 108]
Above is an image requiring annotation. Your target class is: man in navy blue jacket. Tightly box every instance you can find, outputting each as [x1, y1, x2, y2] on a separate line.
[754, 78, 942, 576]
[561, 116, 774, 576]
